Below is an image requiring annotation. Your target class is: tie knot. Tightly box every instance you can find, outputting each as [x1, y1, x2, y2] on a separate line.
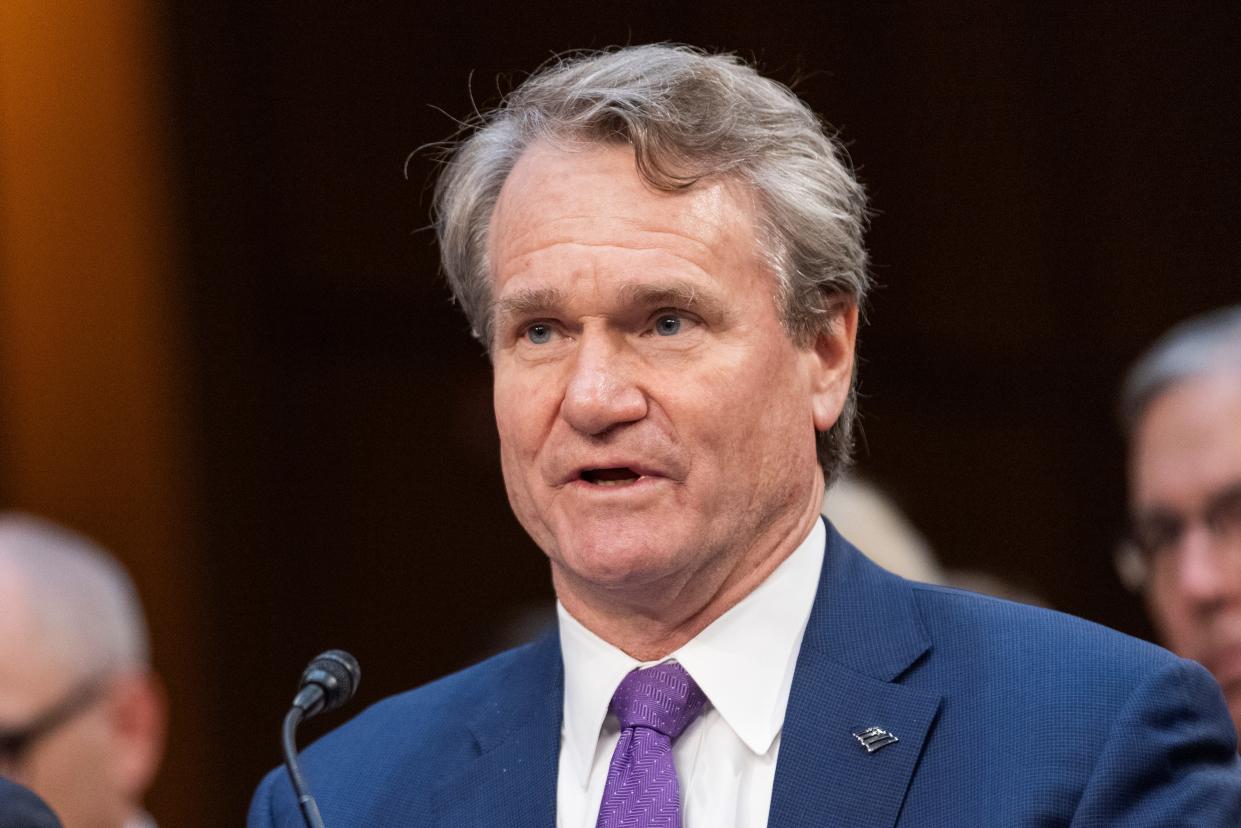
[609, 661, 706, 739]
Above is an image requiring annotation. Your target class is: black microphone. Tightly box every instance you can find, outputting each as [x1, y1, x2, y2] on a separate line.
[281, 650, 361, 828]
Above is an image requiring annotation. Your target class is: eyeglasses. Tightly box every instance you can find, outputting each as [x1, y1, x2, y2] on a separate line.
[0, 673, 109, 773]
[1115, 482, 1241, 593]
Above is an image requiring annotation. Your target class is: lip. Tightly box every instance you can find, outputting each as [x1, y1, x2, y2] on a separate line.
[564, 473, 668, 494]
[558, 460, 669, 487]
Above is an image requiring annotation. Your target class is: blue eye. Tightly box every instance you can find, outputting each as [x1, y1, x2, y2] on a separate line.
[654, 314, 682, 336]
[525, 323, 553, 344]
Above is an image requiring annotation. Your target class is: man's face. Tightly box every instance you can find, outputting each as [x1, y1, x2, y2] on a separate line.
[488, 142, 853, 610]
[0, 577, 131, 828]
[1130, 374, 1241, 733]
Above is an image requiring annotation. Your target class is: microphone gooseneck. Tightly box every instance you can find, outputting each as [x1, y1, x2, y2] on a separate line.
[281, 650, 362, 828]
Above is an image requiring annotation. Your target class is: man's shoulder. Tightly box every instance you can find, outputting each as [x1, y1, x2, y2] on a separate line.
[886, 579, 1241, 822]
[310, 634, 555, 767]
[248, 634, 560, 827]
[901, 577, 1228, 755]
[909, 578, 1174, 679]
[823, 528, 1179, 693]
[0, 778, 63, 828]
[360, 639, 543, 719]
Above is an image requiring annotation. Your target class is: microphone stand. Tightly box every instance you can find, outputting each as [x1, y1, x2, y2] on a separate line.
[278, 650, 360, 828]
[282, 705, 326, 828]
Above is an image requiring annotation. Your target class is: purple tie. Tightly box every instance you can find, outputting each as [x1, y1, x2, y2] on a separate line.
[594, 661, 708, 828]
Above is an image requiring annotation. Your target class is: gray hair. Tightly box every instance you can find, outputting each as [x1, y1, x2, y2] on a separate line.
[432, 44, 871, 481]
[0, 513, 150, 677]
[1120, 305, 1241, 437]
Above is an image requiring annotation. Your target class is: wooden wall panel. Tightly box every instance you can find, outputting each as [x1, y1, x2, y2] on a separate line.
[0, 2, 207, 825]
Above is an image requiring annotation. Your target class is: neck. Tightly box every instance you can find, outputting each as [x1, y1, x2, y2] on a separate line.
[553, 481, 824, 661]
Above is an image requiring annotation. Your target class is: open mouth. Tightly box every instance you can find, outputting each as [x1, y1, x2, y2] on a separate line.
[580, 467, 642, 486]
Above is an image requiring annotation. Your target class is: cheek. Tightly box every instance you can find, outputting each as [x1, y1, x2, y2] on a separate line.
[665, 365, 813, 509]
[494, 409, 539, 515]
[708, 349, 812, 449]
[493, 384, 562, 554]
[493, 371, 549, 460]
[494, 372, 559, 509]
[498, 450, 543, 544]
[25, 716, 115, 802]
[1147, 591, 1199, 654]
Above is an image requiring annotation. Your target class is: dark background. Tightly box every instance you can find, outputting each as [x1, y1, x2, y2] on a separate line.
[3, 3, 1239, 824]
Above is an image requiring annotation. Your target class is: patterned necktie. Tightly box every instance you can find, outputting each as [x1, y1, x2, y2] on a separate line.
[594, 661, 708, 828]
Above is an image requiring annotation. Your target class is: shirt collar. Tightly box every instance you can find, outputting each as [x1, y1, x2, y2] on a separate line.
[557, 517, 826, 786]
[124, 811, 157, 828]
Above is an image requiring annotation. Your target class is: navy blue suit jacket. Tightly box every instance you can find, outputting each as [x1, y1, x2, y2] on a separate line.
[250, 526, 1241, 826]
[0, 779, 62, 828]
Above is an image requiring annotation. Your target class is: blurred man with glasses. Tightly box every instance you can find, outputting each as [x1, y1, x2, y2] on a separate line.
[1118, 306, 1241, 739]
[0, 514, 165, 828]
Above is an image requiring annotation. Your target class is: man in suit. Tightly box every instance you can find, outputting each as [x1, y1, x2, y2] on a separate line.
[251, 45, 1241, 826]
[1116, 306, 1241, 741]
[0, 515, 165, 828]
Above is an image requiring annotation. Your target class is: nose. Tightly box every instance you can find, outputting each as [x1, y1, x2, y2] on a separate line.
[560, 330, 647, 436]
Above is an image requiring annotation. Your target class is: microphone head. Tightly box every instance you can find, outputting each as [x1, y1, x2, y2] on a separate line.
[297, 649, 361, 716]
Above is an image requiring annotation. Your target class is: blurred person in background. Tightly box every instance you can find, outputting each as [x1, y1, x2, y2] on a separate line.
[824, 477, 1050, 605]
[0, 514, 165, 828]
[820, 476, 943, 584]
[1118, 305, 1241, 739]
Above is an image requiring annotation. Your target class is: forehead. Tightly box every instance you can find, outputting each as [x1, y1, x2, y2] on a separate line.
[488, 141, 765, 297]
[0, 573, 70, 718]
[1131, 374, 1241, 509]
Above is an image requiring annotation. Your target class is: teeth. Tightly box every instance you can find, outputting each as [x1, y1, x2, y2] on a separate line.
[587, 476, 641, 486]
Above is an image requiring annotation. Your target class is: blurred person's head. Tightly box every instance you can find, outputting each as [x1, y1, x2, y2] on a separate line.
[1119, 306, 1241, 733]
[0, 514, 165, 828]
[821, 476, 943, 584]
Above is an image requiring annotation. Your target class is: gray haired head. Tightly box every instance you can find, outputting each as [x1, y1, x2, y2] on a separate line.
[0, 513, 150, 677]
[432, 44, 871, 482]
[1120, 305, 1241, 437]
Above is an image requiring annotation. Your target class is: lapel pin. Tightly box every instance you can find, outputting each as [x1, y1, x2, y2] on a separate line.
[853, 726, 899, 753]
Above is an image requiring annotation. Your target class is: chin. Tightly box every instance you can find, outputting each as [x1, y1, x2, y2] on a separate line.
[551, 519, 691, 588]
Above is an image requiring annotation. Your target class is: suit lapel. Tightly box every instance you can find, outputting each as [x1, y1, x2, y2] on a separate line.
[431, 632, 563, 828]
[426, 526, 940, 828]
[769, 526, 942, 828]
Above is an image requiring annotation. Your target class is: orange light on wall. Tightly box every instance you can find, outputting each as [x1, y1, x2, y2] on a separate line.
[0, 2, 208, 825]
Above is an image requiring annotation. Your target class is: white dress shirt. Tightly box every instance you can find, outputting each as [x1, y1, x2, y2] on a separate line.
[124, 811, 157, 828]
[555, 517, 826, 828]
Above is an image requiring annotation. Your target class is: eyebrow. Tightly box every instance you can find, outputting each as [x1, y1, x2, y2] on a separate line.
[617, 280, 725, 317]
[492, 279, 727, 327]
[1208, 481, 1241, 511]
[1133, 480, 1241, 523]
[493, 287, 564, 325]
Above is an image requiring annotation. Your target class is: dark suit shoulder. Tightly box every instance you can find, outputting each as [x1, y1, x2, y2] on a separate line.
[248, 634, 561, 827]
[307, 634, 554, 769]
[908, 579, 1175, 679]
[905, 578, 1191, 727]
[340, 639, 542, 733]
[0, 779, 63, 828]
[891, 580, 1241, 823]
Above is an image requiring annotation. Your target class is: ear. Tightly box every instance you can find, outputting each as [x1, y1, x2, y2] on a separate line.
[806, 302, 858, 432]
[106, 670, 168, 801]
